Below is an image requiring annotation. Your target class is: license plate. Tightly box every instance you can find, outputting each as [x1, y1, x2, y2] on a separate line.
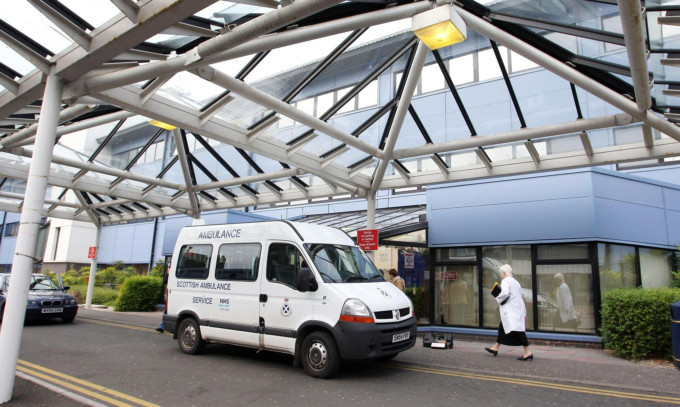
[392, 331, 410, 343]
[41, 308, 62, 314]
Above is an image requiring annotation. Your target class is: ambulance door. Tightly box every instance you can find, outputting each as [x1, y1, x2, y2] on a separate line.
[259, 242, 316, 352]
[203, 242, 262, 348]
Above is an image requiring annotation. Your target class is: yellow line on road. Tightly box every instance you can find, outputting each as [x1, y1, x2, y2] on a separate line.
[17, 360, 160, 407]
[77, 317, 161, 333]
[391, 364, 680, 404]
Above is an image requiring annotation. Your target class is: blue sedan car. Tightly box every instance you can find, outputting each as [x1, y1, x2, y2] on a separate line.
[0, 273, 78, 323]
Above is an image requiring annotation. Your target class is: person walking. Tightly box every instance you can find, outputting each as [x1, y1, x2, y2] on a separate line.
[484, 264, 533, 361]
[389, 268, 405, 292]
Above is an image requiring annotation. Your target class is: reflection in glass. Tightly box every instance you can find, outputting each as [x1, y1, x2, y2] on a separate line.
[481, 246, 533, 329]
[639, 248, 673, 288]
[435, 265, 478, 326]
[598, 243, 637, 296]
[537, 264, 594, 333]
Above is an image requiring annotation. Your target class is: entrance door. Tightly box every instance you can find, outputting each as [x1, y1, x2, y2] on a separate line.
[259, 242, 316, 352]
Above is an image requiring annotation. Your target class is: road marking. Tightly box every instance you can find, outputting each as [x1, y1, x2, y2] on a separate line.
[75, 316, 680, 405]
[390, 363, 680, 404]
[17, 360, 160, 407]
[77, 317, 162, 333]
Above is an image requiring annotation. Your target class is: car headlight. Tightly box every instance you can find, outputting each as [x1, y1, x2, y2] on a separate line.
[339, 298, 374, 323]
[28, 300, 39, 306]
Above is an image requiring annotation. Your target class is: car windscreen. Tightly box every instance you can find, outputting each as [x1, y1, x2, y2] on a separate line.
[7, 275, 60, 290]
[305, 244, 384, 283]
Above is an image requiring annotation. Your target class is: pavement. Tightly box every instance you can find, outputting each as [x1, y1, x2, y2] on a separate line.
[6, 306, 680, 406]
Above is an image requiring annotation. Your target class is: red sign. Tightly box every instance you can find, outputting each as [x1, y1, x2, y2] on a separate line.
[88, 246, 97, 259]
[357, 229, 378, 251]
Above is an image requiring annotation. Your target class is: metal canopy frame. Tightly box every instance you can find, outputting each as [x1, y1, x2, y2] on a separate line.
[0, 0, 676, 225]
[1, 0, 680, 400]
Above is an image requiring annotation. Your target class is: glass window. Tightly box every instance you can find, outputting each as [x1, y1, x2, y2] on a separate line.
[602, 15, 625, 53]
[277, 113, 294, 128]
[4, 222, 18, 237]
[176, 244, 212, 279]
[537, 244, 589, 260]
[421, 64, 445, 94]
[215, 243, 261, 281]
[598, 243, 637, 295]
[478, 47, 505, 81]
[316, 92, 334, 117]
[374, 246, 430, 324]
[297, 98, 315, 117]
[357, 80, 378, 109]
[639, 247, 673, 288]
[510, 51, 538, 73]
[537, 264, 594, 334]
[336, 87, 354, 114]
[481, 246, 533, 329]
[267, 243, 307, 288]
[435, 264, 478, 326]
[436, 247, 476, 262]
[448, 54, 474, 85]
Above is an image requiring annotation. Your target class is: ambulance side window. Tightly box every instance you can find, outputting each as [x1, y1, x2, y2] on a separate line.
[176, 244, 212, 279]
[266, 243, 304, 289]
[215, 243, 261, 281]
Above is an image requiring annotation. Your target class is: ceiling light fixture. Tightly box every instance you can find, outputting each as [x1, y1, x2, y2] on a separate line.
[412, 4, 467, 50]
[148, 120, 177, 130]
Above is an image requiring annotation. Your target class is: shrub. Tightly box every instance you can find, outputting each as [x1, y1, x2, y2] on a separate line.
[600, 287, 680, 359]
[405, 287, 429, 323]
[70, 284, 119, 306]
[114, 276, 162, 312]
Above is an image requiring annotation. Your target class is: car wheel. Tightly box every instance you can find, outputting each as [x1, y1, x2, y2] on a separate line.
[62, 315, 75, 323]
[301, 331, 340, 379]
[177, 317, 205, 355]
[0, 304, 4, 322]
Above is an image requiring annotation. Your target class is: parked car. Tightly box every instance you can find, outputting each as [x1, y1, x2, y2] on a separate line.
[0, 273, 78, 323]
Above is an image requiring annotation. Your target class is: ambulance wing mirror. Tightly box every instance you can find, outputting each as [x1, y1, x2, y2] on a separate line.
[296, 267, 318, 292]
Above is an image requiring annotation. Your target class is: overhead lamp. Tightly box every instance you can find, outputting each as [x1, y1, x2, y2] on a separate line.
[149, 119, 177, 130]
[412, 4, 467, 50]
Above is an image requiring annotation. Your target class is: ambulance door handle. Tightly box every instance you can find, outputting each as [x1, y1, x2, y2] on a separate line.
[259, 294, 268, 303]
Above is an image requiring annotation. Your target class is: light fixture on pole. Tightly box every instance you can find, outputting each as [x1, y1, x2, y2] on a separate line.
[412, 4, 467, 50]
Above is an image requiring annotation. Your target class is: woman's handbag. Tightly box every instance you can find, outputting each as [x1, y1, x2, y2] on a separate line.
[491, 282, 508, 305]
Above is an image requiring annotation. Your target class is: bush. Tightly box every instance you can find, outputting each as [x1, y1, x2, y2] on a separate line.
[600, 287, 680, 359]
[405, 287, 429, 323]
[70, 284, 119, 306]
[114, 276, 162, 312]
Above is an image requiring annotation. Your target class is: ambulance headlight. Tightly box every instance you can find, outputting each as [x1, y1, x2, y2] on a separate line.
[339, 298, 374, 323]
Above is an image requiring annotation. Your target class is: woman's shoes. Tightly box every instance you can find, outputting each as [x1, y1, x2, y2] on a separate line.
[484, 347, 498, 356]
[517, 354, 533, 361]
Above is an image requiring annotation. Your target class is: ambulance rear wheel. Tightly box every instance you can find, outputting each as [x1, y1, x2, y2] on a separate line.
[301, 331, 340, 379]
[178, 317, 205, 355]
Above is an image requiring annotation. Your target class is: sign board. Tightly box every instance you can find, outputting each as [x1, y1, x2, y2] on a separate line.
[88, 246, 97, 259]
[404, 253, 415, 269]
[436, 271, 457, 280]
[357, 229, 378, 251]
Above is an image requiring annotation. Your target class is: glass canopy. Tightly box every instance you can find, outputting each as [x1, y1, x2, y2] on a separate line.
[0, 0, 678, 224]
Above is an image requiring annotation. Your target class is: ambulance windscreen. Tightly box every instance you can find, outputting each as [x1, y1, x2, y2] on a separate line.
[305, 244, 384, 284]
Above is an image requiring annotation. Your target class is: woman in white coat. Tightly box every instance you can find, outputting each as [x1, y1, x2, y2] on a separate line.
[484, 264, 533, 360]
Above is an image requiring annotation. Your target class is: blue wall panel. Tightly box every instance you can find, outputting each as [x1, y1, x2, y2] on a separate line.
[593, 199, 669, 246]
[428, 169, 680, 249]
[0, 237, 16, 264]
[130, 223, 155, 263]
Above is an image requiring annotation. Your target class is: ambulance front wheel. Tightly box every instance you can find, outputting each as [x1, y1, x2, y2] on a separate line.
[178, 317, 205, 355]
[301, 331, 340, 379]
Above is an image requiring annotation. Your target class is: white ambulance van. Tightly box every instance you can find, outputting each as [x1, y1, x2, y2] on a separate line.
[163, 220, 416, 378]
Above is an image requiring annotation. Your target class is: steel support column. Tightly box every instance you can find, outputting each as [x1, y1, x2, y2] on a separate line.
[370, 41, 428, 194]
[0, 71, 63, 403]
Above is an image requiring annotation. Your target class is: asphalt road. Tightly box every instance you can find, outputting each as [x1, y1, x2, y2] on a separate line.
[6, 308, 680, 406]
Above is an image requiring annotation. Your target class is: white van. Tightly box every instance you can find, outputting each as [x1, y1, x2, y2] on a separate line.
[163, 221, 416, 378]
